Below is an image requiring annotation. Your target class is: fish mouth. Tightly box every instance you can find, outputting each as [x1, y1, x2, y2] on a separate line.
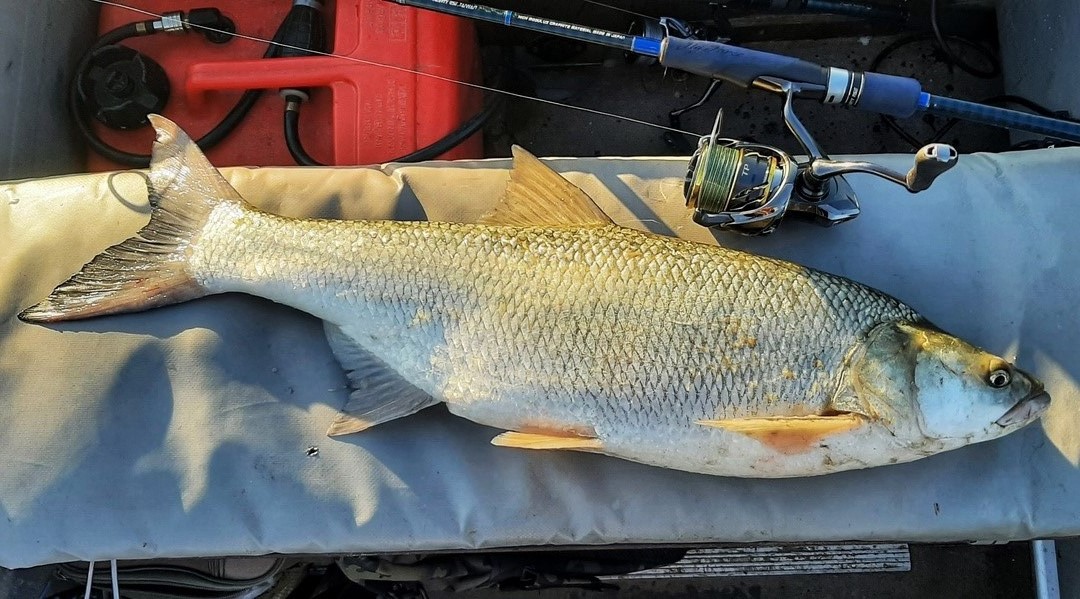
[995, 385, 1051, 428]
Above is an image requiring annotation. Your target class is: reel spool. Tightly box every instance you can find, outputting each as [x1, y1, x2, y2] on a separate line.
[684, 111, 796, 235]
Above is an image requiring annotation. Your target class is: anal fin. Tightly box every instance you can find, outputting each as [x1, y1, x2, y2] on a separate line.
[697, 414, 864, 454]
[491, 431, 604, 452]
[324, 323, 438, 437]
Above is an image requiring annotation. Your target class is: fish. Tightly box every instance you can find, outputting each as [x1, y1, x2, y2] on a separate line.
[19, 115, 1050, 478]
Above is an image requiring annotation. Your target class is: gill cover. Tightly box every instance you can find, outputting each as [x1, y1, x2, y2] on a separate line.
[848, 321, 1047, 441]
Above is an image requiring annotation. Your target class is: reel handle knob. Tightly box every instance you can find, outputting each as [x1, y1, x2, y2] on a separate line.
[906, 143, 958, 191]
[803, 143, 958, 194]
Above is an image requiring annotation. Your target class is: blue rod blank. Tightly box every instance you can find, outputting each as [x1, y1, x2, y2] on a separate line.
[924, 95, 1080, 143]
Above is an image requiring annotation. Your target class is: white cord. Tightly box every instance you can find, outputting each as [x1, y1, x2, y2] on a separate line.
[83, 561, 95, 599]
[110, 559, 120, 598]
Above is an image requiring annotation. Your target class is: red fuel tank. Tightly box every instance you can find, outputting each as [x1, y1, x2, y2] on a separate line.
[87, 0, 483, 170]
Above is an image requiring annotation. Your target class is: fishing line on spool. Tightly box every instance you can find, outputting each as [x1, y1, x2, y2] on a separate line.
[84, 0, 703, 139]
[685, 141, 741, 215]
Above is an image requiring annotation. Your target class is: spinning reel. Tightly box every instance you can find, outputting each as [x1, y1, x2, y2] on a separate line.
[684, 78, 959, 236]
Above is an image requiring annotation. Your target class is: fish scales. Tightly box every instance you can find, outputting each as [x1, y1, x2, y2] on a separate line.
[192, 205, 918, 434]
[19, 116, 1049, 477]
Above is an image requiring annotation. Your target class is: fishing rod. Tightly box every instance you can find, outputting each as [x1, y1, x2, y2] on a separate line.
[389, 0, 1080, 142]
[386, 0, 1079, 236]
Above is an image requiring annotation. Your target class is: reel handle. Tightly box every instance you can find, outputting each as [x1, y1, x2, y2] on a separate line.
[802, 143, 958, 194]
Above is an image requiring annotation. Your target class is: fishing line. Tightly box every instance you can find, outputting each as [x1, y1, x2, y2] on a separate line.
[581, 0, 655, 20]
[84, 0, 702, 138]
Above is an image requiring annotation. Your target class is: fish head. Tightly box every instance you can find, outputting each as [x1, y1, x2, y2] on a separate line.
[846, 321, 1050, 446]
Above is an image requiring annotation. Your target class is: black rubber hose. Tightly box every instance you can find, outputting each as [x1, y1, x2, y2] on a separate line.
[283, 90, 502, 166]
[282, 102, 322, 166]
[393, 94, 502, 162]
[283, 95, 501, 165]
[72, 20, 288, 167]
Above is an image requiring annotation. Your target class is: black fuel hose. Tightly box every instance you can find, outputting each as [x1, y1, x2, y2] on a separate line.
[71, 20, 288, 167]
[393, 95, 502, 163]
[282, 98, 321, 166]
[282, 90, 501, 166]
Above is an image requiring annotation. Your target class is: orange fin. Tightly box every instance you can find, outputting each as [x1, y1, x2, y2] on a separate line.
[697, 414, 864, 454]
[491, 431, 604, 452]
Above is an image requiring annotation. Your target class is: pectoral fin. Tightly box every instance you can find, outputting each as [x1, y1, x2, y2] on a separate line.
[697, 414, 864, 454]
[491, 431, 604, 452]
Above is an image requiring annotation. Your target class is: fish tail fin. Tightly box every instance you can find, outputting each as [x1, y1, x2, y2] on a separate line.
[19, 114, 243, 323]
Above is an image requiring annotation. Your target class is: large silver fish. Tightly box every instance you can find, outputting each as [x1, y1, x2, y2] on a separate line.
[20, 116, 1049, 478]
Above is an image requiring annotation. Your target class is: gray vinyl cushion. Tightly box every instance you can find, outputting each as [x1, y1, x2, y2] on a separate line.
[1, 149, 1078, 568]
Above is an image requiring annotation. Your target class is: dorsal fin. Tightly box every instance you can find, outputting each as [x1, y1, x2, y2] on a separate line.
[477, 145, 614, 227]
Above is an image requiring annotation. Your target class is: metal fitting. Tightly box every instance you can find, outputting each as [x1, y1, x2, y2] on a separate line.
[155, 11, 186, 33]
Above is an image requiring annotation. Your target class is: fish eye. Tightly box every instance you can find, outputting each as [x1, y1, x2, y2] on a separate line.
[987, 369, 1011, 388]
